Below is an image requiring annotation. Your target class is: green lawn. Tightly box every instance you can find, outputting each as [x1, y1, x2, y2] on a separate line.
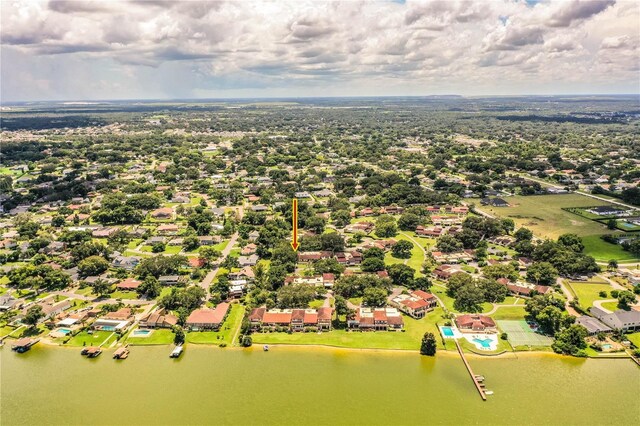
[110, 290, 139, 300]
[308, 299, 325, 309]
[625, 332, 640, 348]
[567, 281, 613, 309]
[252, 307, 448, 351]
[600, 301, 619, 312]
[125, 329, 175, 346]
[475, 194, 612, 239]
[492, 306, 527, 320]
[581, 235, 638, 262]
[185, 304, 245, 345]
[65, 330, 117, 347]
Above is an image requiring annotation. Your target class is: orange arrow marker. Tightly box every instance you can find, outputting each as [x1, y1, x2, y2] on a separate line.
[291, 198, 299, 251]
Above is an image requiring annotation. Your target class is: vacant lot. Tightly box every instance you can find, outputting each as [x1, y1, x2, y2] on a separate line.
[566, 280, 613, 309]
[476, 194, 638, 261]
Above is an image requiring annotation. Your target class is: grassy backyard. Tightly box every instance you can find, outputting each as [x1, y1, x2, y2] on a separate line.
[64, 330, 117, 347]
[126, 329, 175, 346]
[252, 307, 448, 351]
[185, 304, 245, 345]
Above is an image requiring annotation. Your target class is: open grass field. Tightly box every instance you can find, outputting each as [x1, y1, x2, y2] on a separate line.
[252, 307, 447, 350]
[566, 280, 613, 309]
[476, 194, 612, 238]
[581, 235, 638, 262]
[126, 328, 175, 345]
[476, 194, 638, 261]
[185, 304, 245, 345]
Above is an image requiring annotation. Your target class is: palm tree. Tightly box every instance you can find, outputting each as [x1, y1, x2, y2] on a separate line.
[608, 259, 618, 271]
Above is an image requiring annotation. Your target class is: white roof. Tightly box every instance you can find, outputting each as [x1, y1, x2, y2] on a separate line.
[57, 317, 78, 326]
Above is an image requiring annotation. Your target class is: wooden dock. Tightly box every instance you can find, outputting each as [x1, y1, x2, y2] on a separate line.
[454, 340, 487, 401]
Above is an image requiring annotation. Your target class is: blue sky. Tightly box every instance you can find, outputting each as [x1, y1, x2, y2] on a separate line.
[1, 0, 638, 101]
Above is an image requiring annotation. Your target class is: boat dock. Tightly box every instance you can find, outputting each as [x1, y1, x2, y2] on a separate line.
[113, 346, 130, 359]
[454, 340, 487, 401]
[11, 338, 40, 353]
[170, 345, 183, 358]
[81, 346, 102, 358]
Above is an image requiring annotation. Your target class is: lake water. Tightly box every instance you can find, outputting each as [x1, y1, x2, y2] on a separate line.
[2, 345, 639, 425]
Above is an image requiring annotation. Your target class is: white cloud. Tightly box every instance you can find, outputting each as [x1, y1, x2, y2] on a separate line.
[0, 0, 638, 101]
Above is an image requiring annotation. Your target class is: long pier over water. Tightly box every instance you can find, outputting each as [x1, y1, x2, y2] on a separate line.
[454, 340, 487, 401]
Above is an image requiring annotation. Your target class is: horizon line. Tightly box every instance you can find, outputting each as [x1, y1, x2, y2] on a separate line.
[2, 93, 639, 106]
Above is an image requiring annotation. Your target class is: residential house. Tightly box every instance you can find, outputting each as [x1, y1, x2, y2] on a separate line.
[348, 307, 404, 331]
[455, 314, 497, 333]
[139, 308, 178, 329]
[186, 303, 230, 330]
[590, 307, 640, 332]
[392, 290, 438, 319]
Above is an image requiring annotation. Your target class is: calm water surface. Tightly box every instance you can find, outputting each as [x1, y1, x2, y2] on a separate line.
[1, 345, 639, 425]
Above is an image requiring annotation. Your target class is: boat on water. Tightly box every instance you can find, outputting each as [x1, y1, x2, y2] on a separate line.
[170, 345, 183, 358]
[113, 346, 130, 359]
[263, 345, 269, 351]
[81, 346, 102, 358]
[485, 391, 494, 395]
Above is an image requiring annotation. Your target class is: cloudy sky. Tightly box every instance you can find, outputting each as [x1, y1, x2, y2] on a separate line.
[1, 0, 638, 101]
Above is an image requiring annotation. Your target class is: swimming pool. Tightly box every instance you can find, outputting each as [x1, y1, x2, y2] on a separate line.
[57, 328, 72, 335]
[101, 326, 116, 331]
[473, 338, 493, 349]
[602, 343, 612, 350]
[132, 329, 152, 337]
[442, 327, 454, 337]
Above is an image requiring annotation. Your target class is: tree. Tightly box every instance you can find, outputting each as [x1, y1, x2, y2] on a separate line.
[199, 246, 222, 265]
[78, 255, 109, 277]
[607, 259, 618, 271]
[319, 233, 345, 253]
[361, 257, 386, 272]
[412, 276, 432, 291]
[241, 335, 253, 347]
[617, 290, 637, 310]
[557, 233, 584, 253]
[391, 240, 414, 259]
[514, 227, 533, 242]
[398, 213, 422, 231]
[305, 216, 326, 234]
[477, 278, 507, 303]
[313, 258, 345, 276]
[173, 326, 185, 344]
[23, 305, 44, 328]
[375, 216, 398, 238]
[363, 247, 385, 260]
[276, 284, 316, 308]
[334, 295, 350, 317]
[436, 234, 463, 253]
[526, 262, 558, 285]
[183, 236, 200, 251]
[606, 218, 617, 230]
[362, 287, 388, 307]
[386, 264, 415, 287]
[552, 324, 588, 356]
[420, 332, 437, 356]
[138, 275, 161, 298]
[446, 272, 473, 297]
[91, 278, 112, 297]
[152, 242, 166, 253]
[453, 284, 485, 313]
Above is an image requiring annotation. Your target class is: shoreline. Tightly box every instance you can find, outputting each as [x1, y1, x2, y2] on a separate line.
[9, 336, 632, 361]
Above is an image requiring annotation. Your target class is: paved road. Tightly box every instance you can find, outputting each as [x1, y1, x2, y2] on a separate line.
[198, 232, 239, 295]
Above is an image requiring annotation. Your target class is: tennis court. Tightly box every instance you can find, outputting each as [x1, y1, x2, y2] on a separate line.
[497, 320, 553, 347]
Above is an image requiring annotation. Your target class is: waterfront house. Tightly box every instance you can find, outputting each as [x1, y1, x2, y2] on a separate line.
[391, 290, 438, 319]
[248, 307, 333, 331]
[139, 308, 178, 329]
[348, 307, 404, 331]
[454, 314, 497, 333]
[186, 303, 230, 331]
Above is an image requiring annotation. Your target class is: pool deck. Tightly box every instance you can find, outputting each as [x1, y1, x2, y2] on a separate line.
[454, 339, 487, 401]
